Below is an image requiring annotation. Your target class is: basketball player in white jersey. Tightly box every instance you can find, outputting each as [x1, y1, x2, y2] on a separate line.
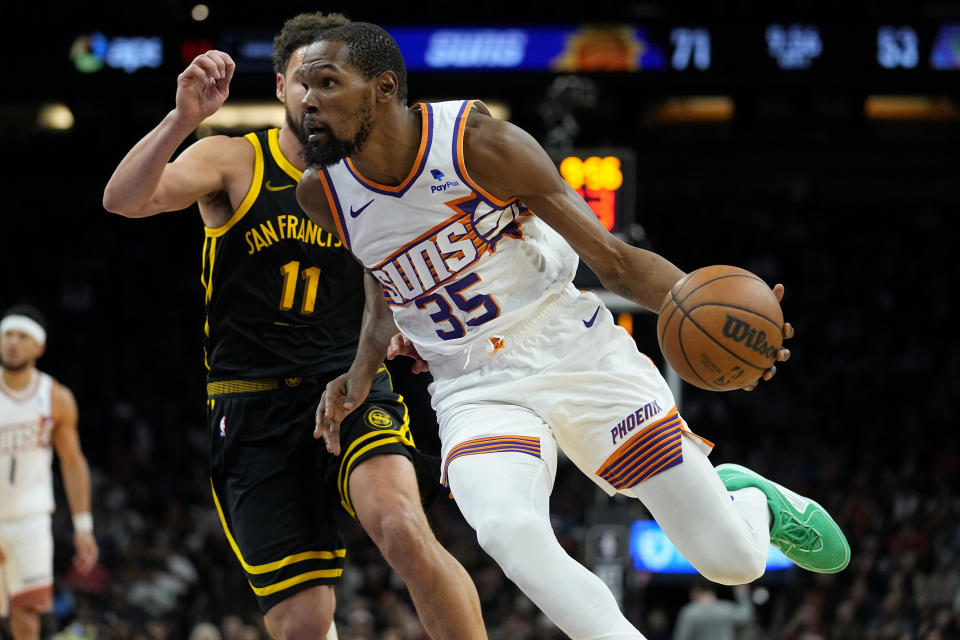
[0, 305, 98, 640]
[294, 23, 851, 639]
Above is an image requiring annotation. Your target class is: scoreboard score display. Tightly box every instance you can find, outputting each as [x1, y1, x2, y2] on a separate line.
[549, 148, 636, 238]
[546, 149, 640, 292]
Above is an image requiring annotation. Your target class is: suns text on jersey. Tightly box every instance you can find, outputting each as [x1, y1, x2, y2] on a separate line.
[369, 198, 523, 305]
[0, 421, 48, 454]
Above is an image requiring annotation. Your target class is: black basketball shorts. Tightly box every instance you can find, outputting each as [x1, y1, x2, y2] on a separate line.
[207, 367, 419, 613]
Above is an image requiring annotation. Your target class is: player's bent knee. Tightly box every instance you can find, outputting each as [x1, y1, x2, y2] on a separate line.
[689, 540, 766, 585]
[266, 612, 334, 640]
[264, 586, 335, 640]
[271, 619, 334, 640]
[474, 510, 551, 579]
[10, 607, 42, 639]
[370, 505, 434, 573]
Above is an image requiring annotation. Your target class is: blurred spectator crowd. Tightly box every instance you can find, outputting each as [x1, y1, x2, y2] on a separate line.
[2, 114, 957, 639]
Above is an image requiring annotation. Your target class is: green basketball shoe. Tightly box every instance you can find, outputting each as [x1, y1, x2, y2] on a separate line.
[715, 463, 851, 573]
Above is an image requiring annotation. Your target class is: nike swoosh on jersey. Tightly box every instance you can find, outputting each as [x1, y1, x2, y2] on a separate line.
[265, 180, 296, 191]
[350, 199, 375, 218]
[583, 305, 601, 328]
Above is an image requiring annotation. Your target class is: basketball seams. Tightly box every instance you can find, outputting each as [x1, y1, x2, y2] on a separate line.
[657, 289, 684, 348]
[676, 273, 766, 306]
[661, 291, 719, 389]
[676, 313, 722, 390]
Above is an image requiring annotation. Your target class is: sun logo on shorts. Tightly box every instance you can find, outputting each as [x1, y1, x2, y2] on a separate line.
[364, 407, 396, 430]
[488, 335, 505, 356]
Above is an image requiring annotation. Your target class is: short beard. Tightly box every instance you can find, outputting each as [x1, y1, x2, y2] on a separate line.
[286, 107, 308, 153]
[300, 103, 373, 168]
[0, 357, 28, 372]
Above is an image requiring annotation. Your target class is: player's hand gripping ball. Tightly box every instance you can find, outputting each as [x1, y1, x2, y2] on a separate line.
[657, 265, 784, 391]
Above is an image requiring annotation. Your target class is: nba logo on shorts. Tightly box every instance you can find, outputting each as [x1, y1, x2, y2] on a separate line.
[219, 416, 226, 437]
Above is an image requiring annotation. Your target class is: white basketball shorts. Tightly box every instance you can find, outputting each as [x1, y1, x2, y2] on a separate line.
[0, 513, 54, 616]
[430, 285, 713, 496]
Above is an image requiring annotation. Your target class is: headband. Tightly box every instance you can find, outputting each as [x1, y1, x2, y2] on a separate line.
[0, 315, 47, 345]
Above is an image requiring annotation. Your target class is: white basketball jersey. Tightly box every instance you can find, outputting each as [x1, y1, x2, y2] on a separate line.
[321, 100, 579, 377]
[0, 371, 56, 520]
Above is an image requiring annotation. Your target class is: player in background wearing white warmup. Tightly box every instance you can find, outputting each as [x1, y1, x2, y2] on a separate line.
[0, 305, 98, 640]
[297, 23, 851, 640]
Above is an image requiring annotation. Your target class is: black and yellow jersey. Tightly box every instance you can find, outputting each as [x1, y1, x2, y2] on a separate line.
[200, 128, 365, 380]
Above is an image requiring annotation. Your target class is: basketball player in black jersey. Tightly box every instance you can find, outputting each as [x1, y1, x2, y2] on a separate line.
[102, 13, 486, 640]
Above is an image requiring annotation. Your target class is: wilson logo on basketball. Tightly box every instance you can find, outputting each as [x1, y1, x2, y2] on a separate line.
[721, 314, 778, 360]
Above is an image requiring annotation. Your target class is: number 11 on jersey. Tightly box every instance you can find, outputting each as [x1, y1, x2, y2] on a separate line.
[279, 260, 321, 314]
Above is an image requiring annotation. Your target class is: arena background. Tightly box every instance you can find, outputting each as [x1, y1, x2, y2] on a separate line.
[1, 1, 958, 638]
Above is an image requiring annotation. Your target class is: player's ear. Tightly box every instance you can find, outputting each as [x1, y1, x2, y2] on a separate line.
[276, 72, 286, 102]
[375, 71, 398, 102]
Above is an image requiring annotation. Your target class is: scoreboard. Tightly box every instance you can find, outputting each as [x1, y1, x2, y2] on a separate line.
[69, 21, 960, 84]
[385, 22, 960, 77]
[549, 149, 636, 237]
[546, 149, 643, 296]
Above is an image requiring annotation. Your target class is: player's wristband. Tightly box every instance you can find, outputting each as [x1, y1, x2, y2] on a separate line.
[73, 512, 94, 533]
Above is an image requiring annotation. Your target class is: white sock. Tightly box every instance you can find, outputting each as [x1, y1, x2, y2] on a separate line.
[730, 486, 771, 541]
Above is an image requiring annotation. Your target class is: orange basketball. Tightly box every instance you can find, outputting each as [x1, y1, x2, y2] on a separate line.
[656, 265, 784, 391]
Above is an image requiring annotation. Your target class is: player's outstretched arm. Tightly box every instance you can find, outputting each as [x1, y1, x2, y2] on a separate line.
[463, 114, 795, 385]
[103, 50, 241, 218]
[50, 383, 99, 574]
[461, 113, 685, 313]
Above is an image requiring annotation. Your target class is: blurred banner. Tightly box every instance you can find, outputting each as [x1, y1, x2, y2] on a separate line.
[630, 520, 794, 573]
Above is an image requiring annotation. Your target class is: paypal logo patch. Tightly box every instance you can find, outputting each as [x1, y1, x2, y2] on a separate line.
[430, 168, 460, 193]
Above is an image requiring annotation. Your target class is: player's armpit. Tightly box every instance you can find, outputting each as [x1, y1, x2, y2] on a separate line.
[165, 135, 253, 214]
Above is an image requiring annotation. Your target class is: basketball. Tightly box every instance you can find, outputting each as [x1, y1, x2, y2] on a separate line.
[656, 265, 784, 392]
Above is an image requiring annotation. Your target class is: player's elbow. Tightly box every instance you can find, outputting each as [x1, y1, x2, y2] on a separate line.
[102, 181, 155, 217]
[102, 188, 129, 215]
[104, 200, 155, 219]
[58, 450, 89, 470]
[102, 191, 139, 217]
